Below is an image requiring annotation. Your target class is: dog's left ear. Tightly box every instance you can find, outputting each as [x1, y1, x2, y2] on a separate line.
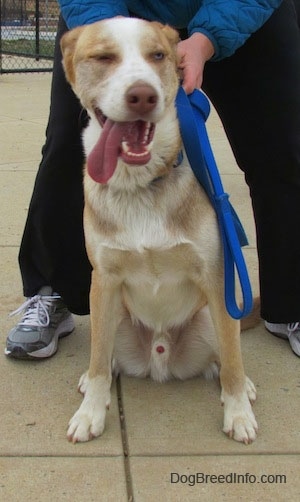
[152, 22, 180, 46]
[160, 25, 180, 46]
[60, 26, 85, 85]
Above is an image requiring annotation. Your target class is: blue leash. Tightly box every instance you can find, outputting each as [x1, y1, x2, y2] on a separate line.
[175, 87, 253, 319]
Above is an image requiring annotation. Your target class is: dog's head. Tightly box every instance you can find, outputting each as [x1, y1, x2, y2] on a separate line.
[61, 17, 180, 184]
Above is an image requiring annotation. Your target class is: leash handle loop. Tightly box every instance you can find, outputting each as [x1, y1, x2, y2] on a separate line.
[176, 87, 253, 319]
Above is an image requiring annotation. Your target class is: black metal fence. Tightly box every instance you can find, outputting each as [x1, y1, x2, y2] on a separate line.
[0, 0, 59, 73]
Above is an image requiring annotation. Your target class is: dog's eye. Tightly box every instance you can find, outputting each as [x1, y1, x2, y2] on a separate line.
[152, 52, 165, 61]
[92, 54, 116, 63]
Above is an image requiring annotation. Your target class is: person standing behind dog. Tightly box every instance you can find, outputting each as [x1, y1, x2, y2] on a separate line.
[5, 0, 300, 359]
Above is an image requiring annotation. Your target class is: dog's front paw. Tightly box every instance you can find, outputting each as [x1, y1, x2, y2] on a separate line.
[67, 405, 106, 443]
[67, 374, 111, 443]
[221, 384, 258, 444]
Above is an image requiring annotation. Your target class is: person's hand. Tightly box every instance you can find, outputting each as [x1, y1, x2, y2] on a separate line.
[177, 33, 214, 94]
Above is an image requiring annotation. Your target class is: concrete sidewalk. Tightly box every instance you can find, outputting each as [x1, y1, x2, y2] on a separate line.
[0, 74, 299, 501]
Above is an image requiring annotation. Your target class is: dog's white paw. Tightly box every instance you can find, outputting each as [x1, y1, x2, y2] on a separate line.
[67, 405, 106, 443]
[67, 374, 111, 443]
[221, 382, 258, 444]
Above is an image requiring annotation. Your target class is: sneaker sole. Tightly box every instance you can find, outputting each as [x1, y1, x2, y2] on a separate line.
[265, 326, 300, 357]
[5, 315, 75, 360]
[265, 324, 288, 341]
[265, 328, 288, 341]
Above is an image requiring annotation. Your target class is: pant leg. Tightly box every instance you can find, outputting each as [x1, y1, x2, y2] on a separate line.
[202, 0, 300, 322]
[19, 16, 92, 315]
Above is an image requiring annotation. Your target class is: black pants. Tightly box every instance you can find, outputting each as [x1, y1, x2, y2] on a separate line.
[19, 0, 300, 321]
[19, 17, 91, 314]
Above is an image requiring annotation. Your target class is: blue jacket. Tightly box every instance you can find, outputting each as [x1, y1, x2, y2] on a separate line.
[58, 0, 282, 60]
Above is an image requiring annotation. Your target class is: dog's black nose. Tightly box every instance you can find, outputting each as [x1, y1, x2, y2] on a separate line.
[126, 84, 158, 114]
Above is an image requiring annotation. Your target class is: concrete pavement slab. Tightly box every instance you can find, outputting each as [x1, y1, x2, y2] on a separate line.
[0, 251, 124, 457]
[0, 74, 51, 122]
[0, 457, 127, 501]
[0, 171, 36, 245]
[1, 313, 124, 457]
[0, 122, 45, 166]
[129, 455, 299, 501]
[121, 323, 300, 456]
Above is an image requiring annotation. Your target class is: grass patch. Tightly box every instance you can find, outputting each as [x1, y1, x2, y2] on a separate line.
[1, 39, 55, 58]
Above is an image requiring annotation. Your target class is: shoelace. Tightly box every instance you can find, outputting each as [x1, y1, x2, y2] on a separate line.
[10, 294, 61, 327]
[287, 322, 300, 338]
[287, 323, 300, 356]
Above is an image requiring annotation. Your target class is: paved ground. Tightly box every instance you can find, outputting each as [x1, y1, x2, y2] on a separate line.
[0, 73, 299, 501]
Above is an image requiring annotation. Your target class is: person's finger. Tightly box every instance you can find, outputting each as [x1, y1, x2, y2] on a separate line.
[177, 33, 214, 93]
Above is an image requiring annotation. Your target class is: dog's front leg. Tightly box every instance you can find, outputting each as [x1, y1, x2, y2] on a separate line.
[208, 291, 258, 444]
[67, 270, 122, 443]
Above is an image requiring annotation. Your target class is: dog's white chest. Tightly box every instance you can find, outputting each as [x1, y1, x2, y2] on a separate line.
[104, 205, 191, 252]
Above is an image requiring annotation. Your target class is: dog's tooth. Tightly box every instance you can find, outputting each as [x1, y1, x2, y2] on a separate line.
[142, 122, 151, 144]
[122, 141, 129, 153]
[127, 151, 148, 157]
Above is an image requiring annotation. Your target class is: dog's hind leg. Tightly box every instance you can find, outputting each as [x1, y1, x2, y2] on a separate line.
[67, 270, 123, 443]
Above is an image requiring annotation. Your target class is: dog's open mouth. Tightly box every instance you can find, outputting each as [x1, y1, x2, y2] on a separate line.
[87, 108, 155, 184]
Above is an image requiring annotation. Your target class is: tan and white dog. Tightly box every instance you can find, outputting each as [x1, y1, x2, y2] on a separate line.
[61, 17, 258, 444]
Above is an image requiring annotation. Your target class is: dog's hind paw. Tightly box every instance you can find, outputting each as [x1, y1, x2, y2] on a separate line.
[202, 361, 220, 380]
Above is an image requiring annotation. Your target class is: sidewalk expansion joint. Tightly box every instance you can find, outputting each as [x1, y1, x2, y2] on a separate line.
[116, 374, 134, 502]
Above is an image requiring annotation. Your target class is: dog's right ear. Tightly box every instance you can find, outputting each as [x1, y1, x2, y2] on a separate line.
[60, 26, 84, 85]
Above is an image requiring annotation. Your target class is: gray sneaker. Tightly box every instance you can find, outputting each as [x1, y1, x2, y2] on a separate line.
[265, 321, 300, 357]
[5, 286, 75, 360]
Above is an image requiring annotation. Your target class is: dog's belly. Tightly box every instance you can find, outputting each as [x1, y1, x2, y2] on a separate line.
[120, 247, 206, 332]
[123, 277, 203, 331]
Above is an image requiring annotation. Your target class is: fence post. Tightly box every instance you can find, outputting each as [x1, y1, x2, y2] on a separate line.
[35, 0, 40, 61]
[0, 0, 2, 73]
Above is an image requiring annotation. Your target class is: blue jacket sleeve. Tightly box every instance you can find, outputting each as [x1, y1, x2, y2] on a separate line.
[58, 0, 129, 29]
[188, 0, 283, 60]
[58, 0, 283, 60]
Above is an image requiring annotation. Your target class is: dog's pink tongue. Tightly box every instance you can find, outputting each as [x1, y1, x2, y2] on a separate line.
[87, 119, 125, 184]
